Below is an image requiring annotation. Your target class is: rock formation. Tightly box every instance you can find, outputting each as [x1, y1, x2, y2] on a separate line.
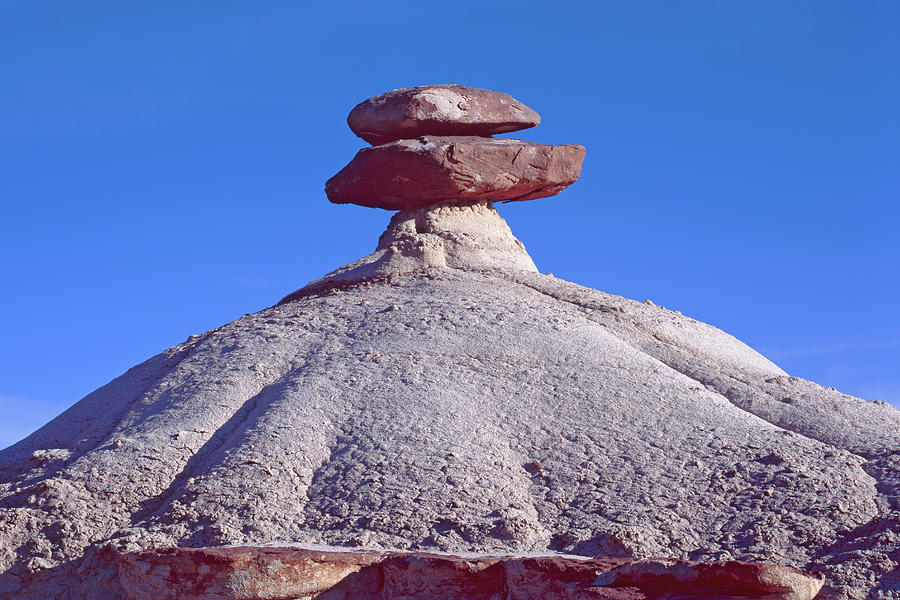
[327, 84, 585, 210]
[347, 84, 541, 145]
[326, 136, 585, 210]
[0, 85, 897, 600]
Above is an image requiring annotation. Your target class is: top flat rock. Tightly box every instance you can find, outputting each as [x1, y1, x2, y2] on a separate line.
[347, 84, 541, 145]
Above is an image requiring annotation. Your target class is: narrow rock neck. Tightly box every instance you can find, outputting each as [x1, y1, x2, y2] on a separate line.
[282, 202, 537, 301]
[375, 201, 537, 272]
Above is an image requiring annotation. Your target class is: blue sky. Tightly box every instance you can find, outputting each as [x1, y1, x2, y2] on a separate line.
[1, 1, 898, 448]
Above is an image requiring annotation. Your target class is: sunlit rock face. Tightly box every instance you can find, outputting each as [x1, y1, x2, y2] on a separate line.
[329, 84, 583, 211]
[1, 207, 896, 599]
[116, 545, 826, 600]
[325, 137, 585, 210]
[346, 84, 541, 145]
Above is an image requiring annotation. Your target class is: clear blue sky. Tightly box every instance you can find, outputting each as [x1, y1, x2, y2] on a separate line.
[1, 1, 898, 449]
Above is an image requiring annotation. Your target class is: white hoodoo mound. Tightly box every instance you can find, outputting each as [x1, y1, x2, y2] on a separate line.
[0, 202, 897, 599]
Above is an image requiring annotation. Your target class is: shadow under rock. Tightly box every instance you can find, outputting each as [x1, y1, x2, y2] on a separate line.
[0, 545, 124, 600]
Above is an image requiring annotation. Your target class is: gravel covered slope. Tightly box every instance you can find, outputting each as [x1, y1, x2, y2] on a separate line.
[0, 204, 896, 599]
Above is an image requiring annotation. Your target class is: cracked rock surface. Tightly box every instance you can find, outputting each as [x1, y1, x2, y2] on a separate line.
[0, 202, 897, 599]
[325, 136, 585, 210]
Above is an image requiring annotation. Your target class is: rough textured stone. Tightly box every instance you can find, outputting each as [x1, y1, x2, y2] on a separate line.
[347, 84, 541, 145]
[0, 208, 897, 600]
[325, 136, 585, 210]
[284, 201, 537, 299]
[116, 545, 825, 600]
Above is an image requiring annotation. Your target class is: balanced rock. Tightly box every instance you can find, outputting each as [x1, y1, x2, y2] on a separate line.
[2, 86, 899, 600]
[331, 85, 583, 211]
[347, 84, 541, 145]
[326, 136, 585, 210]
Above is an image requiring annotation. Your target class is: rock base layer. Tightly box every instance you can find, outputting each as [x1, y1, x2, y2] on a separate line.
[116, 545, 825, 600]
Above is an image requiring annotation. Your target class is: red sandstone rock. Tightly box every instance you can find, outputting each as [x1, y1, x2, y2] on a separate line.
[116, 545, 825, 600]
[347, 84, 541, 145]
[325, 136, 585, 210]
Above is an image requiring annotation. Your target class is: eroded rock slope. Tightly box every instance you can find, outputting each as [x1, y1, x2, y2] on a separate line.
[0, 203, 897, 599]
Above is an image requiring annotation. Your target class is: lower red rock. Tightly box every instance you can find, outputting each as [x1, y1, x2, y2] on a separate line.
[325, 136, 585, 210]
[115, 545, 825, 600]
